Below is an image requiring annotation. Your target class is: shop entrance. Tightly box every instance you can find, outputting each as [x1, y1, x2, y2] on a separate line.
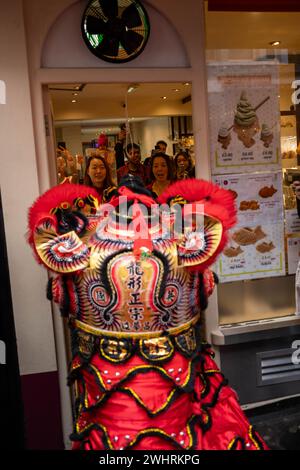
[47, 82, 194, 188]
[43, 81, 194, 447]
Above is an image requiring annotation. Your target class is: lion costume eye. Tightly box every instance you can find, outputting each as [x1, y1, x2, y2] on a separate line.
[33, 217, 89, 273]
[177, 216, 223, 268]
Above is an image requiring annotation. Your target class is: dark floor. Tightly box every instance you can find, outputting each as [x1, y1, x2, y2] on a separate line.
[245, 397, 300, 450]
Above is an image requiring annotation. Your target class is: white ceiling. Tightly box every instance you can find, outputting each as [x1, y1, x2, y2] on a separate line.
[50, 82, 192, 123]
[205, 4, 300, 50]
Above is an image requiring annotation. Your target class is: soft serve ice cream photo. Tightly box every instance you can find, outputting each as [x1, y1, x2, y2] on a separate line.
[217, 124, 232, 149]
[233, 90, 260, 148]
[260, 123, 274, 148]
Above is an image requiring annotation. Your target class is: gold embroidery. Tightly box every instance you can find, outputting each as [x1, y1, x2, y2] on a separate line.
[78, 331, 94, 356]
[228, 437, 237, 449]
[120, 386, 177, 415]
[100, 338, 131, 362]
[248, 425, 260, 450]
[175, 326, 197, 355]
[73, 314, 200, 339]
[139, 337, 174, 361]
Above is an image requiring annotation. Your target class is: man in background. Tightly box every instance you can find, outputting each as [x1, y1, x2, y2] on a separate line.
[114, 124, 127, 169]
[117, 143, 146, 183]
[155, 140, 168, 153]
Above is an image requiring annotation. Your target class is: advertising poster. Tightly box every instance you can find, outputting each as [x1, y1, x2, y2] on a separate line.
[213, 172, 285, 282]
[208, 62, 281, 175]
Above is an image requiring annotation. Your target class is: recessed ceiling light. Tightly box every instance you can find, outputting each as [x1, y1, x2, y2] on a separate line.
[72, 99, 77, 103]
[161, 96, 167, 100]
[269, 41, 281, 46]
[183, 82, 190, 86]
[73, 92, 78, 96]
[127, 83, 139, 94]
[172, 88, 180, 92]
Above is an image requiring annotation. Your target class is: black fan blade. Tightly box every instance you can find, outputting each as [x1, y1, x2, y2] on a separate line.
[121, 3, 143, 28]
[98, 0, 118, 19]
[96, 35, 120, 57]
[85, 15, 106, 35]
[120, 30, 144, 55]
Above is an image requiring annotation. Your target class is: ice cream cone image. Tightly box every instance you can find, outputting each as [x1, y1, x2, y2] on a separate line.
[260, 123, 273, 148]
[233, 91, 259, 148]
[218, 125, 231, 149]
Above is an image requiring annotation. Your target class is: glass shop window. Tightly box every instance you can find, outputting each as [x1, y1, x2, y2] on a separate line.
[205, 3, 300, 324]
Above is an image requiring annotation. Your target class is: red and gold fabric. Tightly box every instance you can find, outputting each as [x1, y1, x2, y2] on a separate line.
[27, 179, 267, 450]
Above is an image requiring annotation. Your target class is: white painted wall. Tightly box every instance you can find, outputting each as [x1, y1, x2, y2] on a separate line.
[42, 0, 189, 68]
[57, 118, 174, 160]
[132, 117, 173, 159]
[61, 125, 82, 156]
[0, 0, 57, 375]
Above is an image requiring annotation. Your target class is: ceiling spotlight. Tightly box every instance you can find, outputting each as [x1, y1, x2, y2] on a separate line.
[172, 88, 180, 92]
[161, 96, 167, 100]
[183, 82, 190, 86]
[269, 41, 281, 46]
[72, 99, 77, 103]
[127, 83, 139, 94]
[72, 92, 78, 96]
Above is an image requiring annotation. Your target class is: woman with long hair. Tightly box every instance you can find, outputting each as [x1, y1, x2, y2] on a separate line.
[84, 155, 114, 201]
[147, 152, 174, 197]
[174, 150, 195, 180]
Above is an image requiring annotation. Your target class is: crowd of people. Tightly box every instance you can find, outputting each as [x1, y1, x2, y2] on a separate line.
[56, 131, 195, 200]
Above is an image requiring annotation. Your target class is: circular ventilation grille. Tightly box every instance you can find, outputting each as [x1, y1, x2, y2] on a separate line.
[81, 0, 150, 63]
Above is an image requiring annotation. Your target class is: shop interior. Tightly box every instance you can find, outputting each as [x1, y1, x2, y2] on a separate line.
[51, 82, 193, 183]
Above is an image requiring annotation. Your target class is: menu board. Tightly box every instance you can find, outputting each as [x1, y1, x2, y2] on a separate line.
[207, 62, 281, 175]
[213, 172, 285, 282]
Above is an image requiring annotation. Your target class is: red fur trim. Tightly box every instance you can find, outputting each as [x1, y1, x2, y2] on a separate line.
[28, 184, 100, 234]
[203, 269, 215, 297]
[158, 178, 237, 229]
[27, 185, 100, 264]
[159, 179, 237, 271]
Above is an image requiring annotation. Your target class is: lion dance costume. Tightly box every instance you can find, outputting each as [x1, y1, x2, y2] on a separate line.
[28, 177, 267, 450]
